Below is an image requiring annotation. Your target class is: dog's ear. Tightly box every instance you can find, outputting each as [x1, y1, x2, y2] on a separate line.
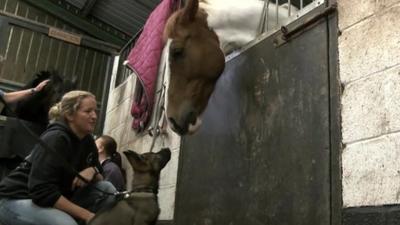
[123, 150, 149, 172]
[157, 148, 171, 169]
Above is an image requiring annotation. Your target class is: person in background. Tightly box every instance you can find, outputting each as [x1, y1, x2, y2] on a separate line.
[96, 135, 126, 192]
[0, 90, 116, 225]
[0, 79, 49, 103]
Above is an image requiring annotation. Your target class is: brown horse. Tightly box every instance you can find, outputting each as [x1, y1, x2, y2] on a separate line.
[163, 0, 297, 135]
[163, 0, 225, 135]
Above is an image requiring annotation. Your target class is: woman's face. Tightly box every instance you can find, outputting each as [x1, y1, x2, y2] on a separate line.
[67, 96, 97, 138]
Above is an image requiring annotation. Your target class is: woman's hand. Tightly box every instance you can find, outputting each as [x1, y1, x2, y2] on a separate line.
[71, 167, 97, 190]
[34, 79, 50, 92]
[85, 211, 95, 224]
[54, 195, 95, 224]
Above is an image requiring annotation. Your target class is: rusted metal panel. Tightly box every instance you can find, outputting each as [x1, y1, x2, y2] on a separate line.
[174, 8, 337, 225]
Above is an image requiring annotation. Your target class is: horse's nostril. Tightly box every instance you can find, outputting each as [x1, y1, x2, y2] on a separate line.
[188, 111, 197, 125]
[168, 117, 186, 135]
[168, 117, 177, 127]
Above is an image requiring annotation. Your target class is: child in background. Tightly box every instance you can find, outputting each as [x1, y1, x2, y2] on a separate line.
[96, 135, 125, 191]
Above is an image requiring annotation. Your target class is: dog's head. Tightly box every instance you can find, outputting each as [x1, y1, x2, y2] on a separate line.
[123, 148, 171, 192]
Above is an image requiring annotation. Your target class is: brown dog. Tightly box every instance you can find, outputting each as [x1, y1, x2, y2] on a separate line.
[89, 148, 171, 225]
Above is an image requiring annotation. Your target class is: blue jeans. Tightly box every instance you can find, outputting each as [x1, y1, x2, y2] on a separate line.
[0, 181, 116, 225]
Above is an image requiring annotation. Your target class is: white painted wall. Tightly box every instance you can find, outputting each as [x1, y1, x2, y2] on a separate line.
[102, 73, 181, 220]
[339, 0, 400, 207]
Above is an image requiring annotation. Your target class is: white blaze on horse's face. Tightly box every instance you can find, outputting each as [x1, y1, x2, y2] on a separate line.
[164, 43, 203, 136]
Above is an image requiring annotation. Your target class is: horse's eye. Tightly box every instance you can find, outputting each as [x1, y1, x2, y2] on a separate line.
[170, 47, 184, 59]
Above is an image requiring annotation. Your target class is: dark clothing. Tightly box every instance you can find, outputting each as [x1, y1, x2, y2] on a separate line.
[101, 159, 125, 191]
[0, 181, 116, 225]
[0, 121, 102, 207]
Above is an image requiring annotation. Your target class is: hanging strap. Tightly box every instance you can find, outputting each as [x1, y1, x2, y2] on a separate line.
[147, 39, 171, 152]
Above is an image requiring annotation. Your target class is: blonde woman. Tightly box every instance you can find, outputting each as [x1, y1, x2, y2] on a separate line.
[0, 90, 116, 225]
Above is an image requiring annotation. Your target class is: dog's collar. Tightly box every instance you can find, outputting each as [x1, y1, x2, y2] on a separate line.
[115, 185, 157, 200]
[117, 191, 156, 199]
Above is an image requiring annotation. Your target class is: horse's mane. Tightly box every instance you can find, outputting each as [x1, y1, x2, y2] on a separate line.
[14, 71, 77, 126]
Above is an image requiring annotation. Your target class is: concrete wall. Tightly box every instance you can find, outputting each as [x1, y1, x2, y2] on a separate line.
[102, 73, 181, 220]
[339, 0, 400, 207]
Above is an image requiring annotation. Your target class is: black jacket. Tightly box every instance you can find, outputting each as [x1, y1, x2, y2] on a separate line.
[101, 159, 125, 192]
[0, 121, 102, 207]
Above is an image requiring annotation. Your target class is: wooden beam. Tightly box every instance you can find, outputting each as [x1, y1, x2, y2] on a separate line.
[0, 12, 120, 54]
[81, 0, 98, 17]
[21, 0, 125, 47]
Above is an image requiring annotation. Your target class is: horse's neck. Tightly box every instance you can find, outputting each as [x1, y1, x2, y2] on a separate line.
[200, 0, 294, 54]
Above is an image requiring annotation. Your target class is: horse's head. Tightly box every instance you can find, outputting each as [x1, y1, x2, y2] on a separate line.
[42, 71, 78, 106]
[163, 0, 225, 135]
[15, 71, 77, 125]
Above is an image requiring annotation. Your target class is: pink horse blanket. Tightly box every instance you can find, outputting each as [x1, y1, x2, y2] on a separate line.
[127, 0, 177, 132]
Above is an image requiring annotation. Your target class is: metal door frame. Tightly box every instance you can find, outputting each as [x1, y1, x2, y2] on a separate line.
[172, 1, 342, 224]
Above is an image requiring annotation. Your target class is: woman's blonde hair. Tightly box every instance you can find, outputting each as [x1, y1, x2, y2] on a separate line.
[49, 90, 95, 122]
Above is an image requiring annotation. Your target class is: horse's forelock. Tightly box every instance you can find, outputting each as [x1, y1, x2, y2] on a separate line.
[180, 0, 199, 24]
[165, 4, 209, 41]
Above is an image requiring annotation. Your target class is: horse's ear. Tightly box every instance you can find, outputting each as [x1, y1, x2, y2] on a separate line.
[180, 0, 198, 23]
[71, 75, 78, 87]
[123, 150, 149, 172]
[38, 71, 51, 78]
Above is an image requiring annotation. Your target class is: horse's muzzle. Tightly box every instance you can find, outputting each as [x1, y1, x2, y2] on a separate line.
[168, 116, 202, 135]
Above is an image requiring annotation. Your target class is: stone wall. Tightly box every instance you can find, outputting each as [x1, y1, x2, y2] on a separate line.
[103, 73, 181, 220]
[339, 0, 400, 207]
